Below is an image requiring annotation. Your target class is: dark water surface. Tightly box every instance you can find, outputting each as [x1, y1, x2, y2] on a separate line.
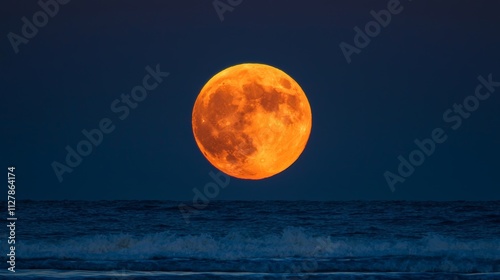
[2, 200, 499, 279]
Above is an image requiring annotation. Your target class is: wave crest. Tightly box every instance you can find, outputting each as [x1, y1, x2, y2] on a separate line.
[21, 227, 499, 261]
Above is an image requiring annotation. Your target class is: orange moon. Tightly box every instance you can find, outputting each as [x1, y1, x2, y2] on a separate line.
[192, 63, 312, 180]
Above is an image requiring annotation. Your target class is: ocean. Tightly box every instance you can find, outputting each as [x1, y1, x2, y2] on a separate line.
[2, 200, 499, 279]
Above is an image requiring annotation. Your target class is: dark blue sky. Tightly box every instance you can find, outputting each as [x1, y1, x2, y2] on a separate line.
[1, 0, 499, 200]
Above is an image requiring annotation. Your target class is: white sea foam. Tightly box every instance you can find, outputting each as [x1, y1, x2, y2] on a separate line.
[21, 227, 499, 261]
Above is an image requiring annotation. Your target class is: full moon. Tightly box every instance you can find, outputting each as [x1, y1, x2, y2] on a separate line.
[192, 63, 312, 179]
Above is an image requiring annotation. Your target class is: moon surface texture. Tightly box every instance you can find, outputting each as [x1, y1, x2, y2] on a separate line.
[192, 63, 312, 180]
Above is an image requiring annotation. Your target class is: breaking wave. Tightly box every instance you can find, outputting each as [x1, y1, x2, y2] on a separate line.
[20, 227, 500, 273]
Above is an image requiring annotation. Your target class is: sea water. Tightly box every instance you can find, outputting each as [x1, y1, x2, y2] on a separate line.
[1, 200, 499, 279]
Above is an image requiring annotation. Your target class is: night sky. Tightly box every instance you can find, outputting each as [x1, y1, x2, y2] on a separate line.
[1, 0, 499, 200]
